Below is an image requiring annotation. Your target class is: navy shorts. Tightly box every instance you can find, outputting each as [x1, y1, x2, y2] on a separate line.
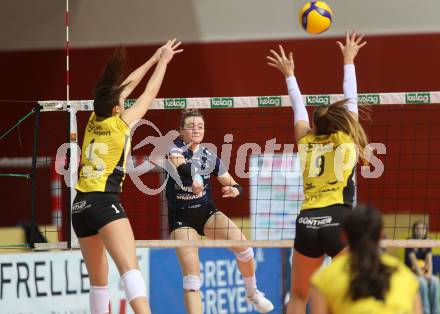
[72, 191, 127, 238]
[294, 204, 351, 258]
[168, 202, 218, 236]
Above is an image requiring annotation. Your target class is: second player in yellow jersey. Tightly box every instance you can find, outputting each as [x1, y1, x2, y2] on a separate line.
[299, 130, 357, 210]
[312, 253, 419, 313]
[268, 31, 369, 314]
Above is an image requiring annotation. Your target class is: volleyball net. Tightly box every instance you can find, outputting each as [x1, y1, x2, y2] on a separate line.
[1, 91, 440, 250]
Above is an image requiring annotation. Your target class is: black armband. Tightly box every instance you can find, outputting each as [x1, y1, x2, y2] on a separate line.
[233, 184, 243, 196]
[177, 163, 193, 179]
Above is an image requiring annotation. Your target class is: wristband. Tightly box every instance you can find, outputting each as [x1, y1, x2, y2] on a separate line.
[233, 184, 243, 196]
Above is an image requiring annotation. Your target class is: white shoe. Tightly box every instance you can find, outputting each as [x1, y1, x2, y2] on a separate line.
[246, 290, 274, 313]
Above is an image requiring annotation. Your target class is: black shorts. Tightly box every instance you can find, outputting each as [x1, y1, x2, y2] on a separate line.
[294, 204, 351, 258]
[168, 202, 218, 236]
[72, 191, 127, 238]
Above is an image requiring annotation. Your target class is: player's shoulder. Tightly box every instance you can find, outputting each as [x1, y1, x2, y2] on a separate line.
[330, 130, 353, 144]
[173, 138, 186, 148]
[169, 138, 188, 156]
[315, 254, 349, 280]
[381, 253, 413, 274]
[297, 131, 315, 144]
[92, 112, 129, 131]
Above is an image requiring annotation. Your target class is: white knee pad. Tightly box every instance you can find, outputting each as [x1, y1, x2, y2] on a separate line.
[90, 285, 110, 314]
[183, 275, 201, 291]
[122, 269, 147, 302]
[235, 248, 254, 263]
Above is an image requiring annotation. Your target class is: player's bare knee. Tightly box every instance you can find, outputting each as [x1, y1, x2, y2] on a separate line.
[116, 260, 140, 276]
[88, 275, 109, 287]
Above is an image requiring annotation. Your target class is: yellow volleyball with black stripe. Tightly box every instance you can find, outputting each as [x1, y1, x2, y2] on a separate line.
[299, 1, 333, 34]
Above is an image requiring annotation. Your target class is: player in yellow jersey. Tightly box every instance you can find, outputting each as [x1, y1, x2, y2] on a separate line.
[310, 204, 422, 314]
[72, 39, 182, 314]
[267, 31, 367, 314]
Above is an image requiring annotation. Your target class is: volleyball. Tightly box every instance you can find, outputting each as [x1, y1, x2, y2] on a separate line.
[417, 259, 426, 271]
[299, 1, 333, 34]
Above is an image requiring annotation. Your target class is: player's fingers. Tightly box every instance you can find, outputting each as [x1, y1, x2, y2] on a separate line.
[267, 62, 280, 69]
[171, 41, 182, 49]
[355, 34, 364, 45]
[350, 29, 357, 42]
[270, 49, 282, 61]
[266, 56, 279, 63]
[336, 41, 344, 51]
[279, 45, 287, 59]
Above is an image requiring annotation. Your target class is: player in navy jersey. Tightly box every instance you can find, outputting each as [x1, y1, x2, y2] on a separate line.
[165, 109, 274, 314]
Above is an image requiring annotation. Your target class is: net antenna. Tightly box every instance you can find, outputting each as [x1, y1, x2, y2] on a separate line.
[65, 0, 79, 247]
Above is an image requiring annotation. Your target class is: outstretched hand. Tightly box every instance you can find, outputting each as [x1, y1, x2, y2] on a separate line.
[156, 39, 183, 64]
[267, 45, 295, 78]
[337, 30, 367, 64]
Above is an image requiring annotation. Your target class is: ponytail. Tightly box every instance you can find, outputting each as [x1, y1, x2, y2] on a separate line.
[93, 46, 129, 118]
[343, 205, 396, 301]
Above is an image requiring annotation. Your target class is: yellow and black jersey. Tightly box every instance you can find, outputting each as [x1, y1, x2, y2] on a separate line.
[311, 253, 419, 314]
[298, 130, 357, 210]
[76, 112, 130, 193]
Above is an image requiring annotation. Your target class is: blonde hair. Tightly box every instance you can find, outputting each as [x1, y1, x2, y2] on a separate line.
[313, 100, 369, 161]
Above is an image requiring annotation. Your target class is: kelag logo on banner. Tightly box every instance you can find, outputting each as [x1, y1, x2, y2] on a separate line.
[149, 248, 282, 314]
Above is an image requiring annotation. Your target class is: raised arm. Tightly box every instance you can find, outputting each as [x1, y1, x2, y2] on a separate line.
[267, 45, 311, 142]
[337, 31, 367, 121]
[120, 39, 183, 125]
[119, 48, 161, 101]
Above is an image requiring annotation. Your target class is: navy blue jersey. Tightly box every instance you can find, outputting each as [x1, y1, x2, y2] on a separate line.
[404, 246, 432, 268]
[166, 139, 226, 207]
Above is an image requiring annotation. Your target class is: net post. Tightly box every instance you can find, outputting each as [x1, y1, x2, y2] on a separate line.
[30, 104, 42, 249]
[160, 167, 169, 239]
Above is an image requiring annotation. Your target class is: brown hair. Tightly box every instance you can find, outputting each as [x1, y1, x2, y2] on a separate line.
[411, 221, 428, 239]
[343, 204, 396, 301]
[313, 100, 369, 160]
[179, 109, 204, 129]
[93, 46, 129, 118]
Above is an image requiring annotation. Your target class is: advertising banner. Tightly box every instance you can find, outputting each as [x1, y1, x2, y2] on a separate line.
[149, 248, 282, 314]
[0, 250, 148, 314]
